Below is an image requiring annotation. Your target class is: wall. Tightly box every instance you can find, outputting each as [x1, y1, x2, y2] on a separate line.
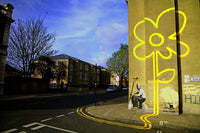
[128, 0, 146, 102]
[50, 59, 69, 87]
[100, 69, 110, 87]
[179, 0, 200, 114]
[110, 73, 117, 86]
[0, 3, 14, 95]
[4, 77, 49, 94]
[128, 0, 200, 114]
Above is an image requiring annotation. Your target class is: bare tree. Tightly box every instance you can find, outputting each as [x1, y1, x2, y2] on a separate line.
[7, 17, 57, 77]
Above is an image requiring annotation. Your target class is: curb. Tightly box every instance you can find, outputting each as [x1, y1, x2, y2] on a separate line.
[85, 105, 200, 133]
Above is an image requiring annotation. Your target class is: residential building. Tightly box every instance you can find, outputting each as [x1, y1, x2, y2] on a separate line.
[32, 54, 110, 89]
[110, 72, 127, 87]
[110, 73, 117, 86]
[99, 66, 110, 87]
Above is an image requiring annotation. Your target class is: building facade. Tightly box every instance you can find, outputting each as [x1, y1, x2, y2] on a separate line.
[100, 67, 110, 87]
[0, 3, 14, 95]
[127, 0, 200, 115]
[32, 54, 110, 89]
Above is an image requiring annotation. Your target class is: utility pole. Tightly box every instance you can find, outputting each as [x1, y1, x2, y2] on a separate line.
[174, 0, 183, 114]
[94, 64, 97, 106]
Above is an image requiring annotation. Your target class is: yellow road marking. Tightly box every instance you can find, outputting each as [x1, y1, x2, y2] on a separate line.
[76, 106, 150, 130]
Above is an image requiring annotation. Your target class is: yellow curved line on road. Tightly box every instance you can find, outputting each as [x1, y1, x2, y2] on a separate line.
[76, 106, 150, 130]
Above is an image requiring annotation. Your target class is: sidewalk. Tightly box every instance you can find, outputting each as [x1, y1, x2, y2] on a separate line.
[0, 90, 106, 102]
[86, 95, 200, 132]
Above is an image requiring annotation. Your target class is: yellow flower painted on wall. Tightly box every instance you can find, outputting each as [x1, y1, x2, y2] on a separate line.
[133, 7, 189, 60]
[133, 7, 190, 129]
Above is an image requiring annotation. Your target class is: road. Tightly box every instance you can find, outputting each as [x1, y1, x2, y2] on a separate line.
[0, 91, 182, 133]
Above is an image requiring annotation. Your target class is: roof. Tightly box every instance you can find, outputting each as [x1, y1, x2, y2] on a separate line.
[98, 65, 106, 69]
[51, 54, 79, 61]
[51, 54, 108, 69]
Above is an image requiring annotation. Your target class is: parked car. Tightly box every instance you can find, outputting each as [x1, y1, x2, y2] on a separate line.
[122, 86, 128, 91]
[116, 86, 122, 91]
[106, 85, 118, 92]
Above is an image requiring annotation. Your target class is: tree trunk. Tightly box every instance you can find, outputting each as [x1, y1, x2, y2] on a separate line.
[119, 75, 123, 87]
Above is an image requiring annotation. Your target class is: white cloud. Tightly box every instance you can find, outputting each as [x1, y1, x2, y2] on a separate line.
[91, 53, 110, 67]
[11, 0, 128, 67]
[54, 1, 102, 40]
[95, 22, 128, 48]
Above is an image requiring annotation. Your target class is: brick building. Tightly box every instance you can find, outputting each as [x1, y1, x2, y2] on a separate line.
[32, 54, 110, 89]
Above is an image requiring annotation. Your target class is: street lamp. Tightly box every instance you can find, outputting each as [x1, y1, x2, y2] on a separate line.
[94, 64, 97, 106]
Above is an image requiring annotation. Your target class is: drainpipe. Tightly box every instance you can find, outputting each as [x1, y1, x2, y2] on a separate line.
[174, 0, 183, 114]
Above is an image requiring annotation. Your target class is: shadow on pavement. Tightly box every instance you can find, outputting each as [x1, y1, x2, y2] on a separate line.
[0, 91, 128, 111]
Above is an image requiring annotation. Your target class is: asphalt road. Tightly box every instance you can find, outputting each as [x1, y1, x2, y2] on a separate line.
[0, 91, 184, 133]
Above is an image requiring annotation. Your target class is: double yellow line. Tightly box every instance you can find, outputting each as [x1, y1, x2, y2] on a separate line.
[76, 105, 151, 130]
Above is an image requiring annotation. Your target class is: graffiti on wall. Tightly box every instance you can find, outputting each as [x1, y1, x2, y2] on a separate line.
[184, 85, 200, 105]
[184, 75, 200, 83]
[133, 7, 190, 129]
[160, 86, 178, 110]
[185, 95, 200, 105]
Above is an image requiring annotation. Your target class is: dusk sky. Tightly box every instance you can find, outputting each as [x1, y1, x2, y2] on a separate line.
[2, 0, 128, 67]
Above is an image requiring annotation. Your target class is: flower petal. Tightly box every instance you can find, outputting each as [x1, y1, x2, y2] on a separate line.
[156, 7, 175, 29]
[168, 7, 190, 57]
[157, 47, 175, 59]
[179, 41, 190, 57]
[133, 20, 146, 60]
[168, 9, 187, 40]
[157, 68, 176, 84]
[133, 20, 145, 43]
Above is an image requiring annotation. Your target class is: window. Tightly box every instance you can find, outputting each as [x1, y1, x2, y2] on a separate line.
[80, 72, 82, 79]
[80, 63, 82, 69]
[85, 73, 88, 80]
[0, 63, 3, 72]
[69, 76, 72, 82]
[97, 76, 99, 81]
[70, 65, 73, 71]
[97, 69, 100, 74]
[55, 61, 58, 66]
[85, 64, 88, 71]
[53, 81, 57, 88]
[53, 83, 57, 88]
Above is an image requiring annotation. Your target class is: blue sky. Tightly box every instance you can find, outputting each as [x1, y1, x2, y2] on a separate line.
[2, 0, 128, 67]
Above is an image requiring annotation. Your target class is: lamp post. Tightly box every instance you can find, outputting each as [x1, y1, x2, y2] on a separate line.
[94, 64, 97, 106]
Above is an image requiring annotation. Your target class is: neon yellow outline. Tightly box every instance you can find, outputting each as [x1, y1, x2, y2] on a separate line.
[149, 33, 164, 47]
[133, 20, 145, 61]
[132, 7, 190, 129]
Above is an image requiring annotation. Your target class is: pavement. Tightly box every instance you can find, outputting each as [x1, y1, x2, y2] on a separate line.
[86, 95, 200, 132]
